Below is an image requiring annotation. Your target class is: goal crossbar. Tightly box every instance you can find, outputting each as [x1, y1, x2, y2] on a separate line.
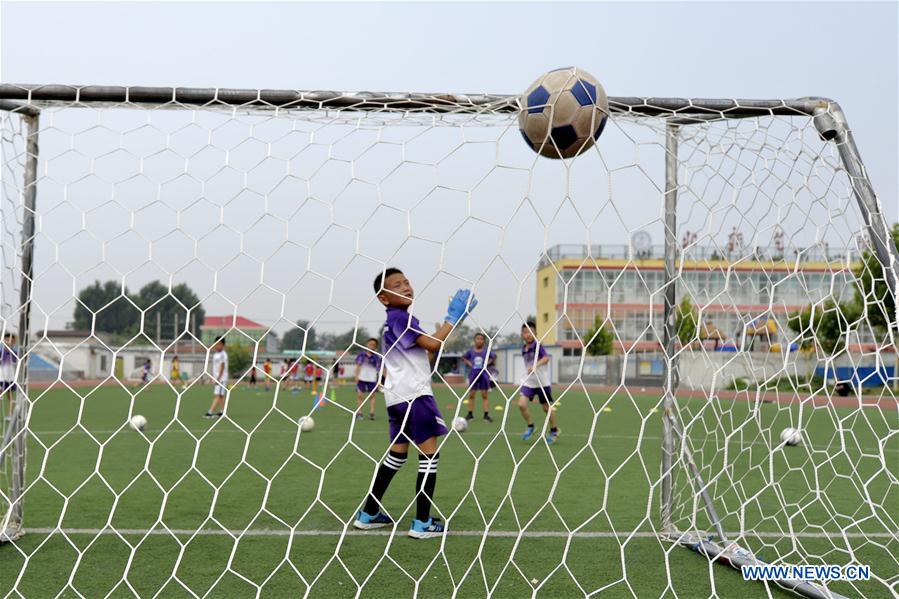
[0, 83, 845, 119]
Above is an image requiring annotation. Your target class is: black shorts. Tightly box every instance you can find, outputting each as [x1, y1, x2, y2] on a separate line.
[521, 386, 553, 405]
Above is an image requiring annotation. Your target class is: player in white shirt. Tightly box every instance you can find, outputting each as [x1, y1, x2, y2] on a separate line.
[355, 337, 382, 420]
[518, 321, 559, 444]
[205, 337, 229, 419]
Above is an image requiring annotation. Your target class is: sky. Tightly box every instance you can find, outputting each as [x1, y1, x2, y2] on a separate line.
[0, 1, 897, 342]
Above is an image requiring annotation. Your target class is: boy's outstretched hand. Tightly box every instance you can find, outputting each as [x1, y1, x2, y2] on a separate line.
[445, 289, 478, 325]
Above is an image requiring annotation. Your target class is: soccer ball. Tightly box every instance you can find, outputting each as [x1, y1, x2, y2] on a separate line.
[780, 427, 802, 446]
[298, 416, 315, 432]
[518, 67, 609, 159]
[129, 415, 147, 432]
[453, 417, 468, 433]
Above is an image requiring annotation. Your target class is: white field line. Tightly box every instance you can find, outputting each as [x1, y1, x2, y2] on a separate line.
[26, 428, 899, 454]
[24, 528, 897, 540]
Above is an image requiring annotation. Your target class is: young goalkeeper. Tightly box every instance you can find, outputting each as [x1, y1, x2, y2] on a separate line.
[354, 267, 477, 539]
[462, 332, 495, 422]
[518, 321, 559, 444]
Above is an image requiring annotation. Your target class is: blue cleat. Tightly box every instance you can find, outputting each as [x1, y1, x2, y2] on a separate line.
[546, 429, 560, 445]
[408, 517, 445, 539]
[353, 510, 393, 530]
[521, 426, 536, 441]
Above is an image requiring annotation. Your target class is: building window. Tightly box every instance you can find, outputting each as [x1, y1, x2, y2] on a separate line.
[543, 277, 549, 288]
[543, 313, 549, 323]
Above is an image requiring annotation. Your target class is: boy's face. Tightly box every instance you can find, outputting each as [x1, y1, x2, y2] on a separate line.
[366, 339, 378, 352]
[215, 341, 224, 352]
[378, 272, 413, 308]
[474, 335, 485, 348]
[521, 326, 535, 344]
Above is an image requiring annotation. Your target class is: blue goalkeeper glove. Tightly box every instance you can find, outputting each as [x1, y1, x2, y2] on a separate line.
[445, 289, 478, 325]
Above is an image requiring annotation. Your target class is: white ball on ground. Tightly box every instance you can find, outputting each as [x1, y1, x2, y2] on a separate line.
[298, 416, 315, 432]
[129, 415, 146, 432]
[453, 417, 468, 433]
[780, 427, 802, 446]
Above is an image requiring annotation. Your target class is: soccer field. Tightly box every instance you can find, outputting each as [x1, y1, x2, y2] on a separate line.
[0, 382, 895, 598]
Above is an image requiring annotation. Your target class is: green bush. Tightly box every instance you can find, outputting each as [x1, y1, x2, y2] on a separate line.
[227, 343, 253, 379]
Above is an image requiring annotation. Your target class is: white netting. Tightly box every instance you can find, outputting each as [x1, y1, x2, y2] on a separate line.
[0, 89, 896, 597]
[0, 108, 26, 542]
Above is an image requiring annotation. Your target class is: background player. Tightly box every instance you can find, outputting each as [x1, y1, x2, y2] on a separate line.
[303, 361, 314, 387]
[462, 332, 495, 422]
[1, 333, 17, 421]
[170, 355, 180, 385]
[353, 268, 476, 539]
[139, 358, 152, 389]
[205, 337, 228, 418]
[518, 321, 559, 444]
[355, 338, 382, 420]
[248, 360, 258, 390]
[262, 357, 272, 391]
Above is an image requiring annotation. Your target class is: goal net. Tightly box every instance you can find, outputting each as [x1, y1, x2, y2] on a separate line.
[0, 84, 896, 598]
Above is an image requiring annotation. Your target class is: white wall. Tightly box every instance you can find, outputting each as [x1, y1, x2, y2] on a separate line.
[676, 351, 818, 392]
[493, 345, 562, 385]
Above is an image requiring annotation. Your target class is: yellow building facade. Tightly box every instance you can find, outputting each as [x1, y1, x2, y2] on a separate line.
[535, 244, 861, 352]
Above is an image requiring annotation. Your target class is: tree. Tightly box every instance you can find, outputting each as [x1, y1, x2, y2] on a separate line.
[73, 280, 139, 335]
[172, 282, 205, 337]
[441, 323, 474, 353]
[227, 343, 253, 379]
[132, 280, 205, 341]
[853, 223, 899, 334]
[282, 320, 315, 351]
[787, 300, 859, 355]
[584, 315, 614, 356]
[73, 279, 204, 339]
[318, 327, 370, 353]
[675, 296, 699, 346]
[499, 330, 524, 346]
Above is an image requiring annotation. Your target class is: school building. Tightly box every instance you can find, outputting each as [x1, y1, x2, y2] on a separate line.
[201, 315, 276, 350]
[534, 243, 865, 354]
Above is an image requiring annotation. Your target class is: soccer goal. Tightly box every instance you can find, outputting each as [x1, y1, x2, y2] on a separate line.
[0, 84, 896, 598]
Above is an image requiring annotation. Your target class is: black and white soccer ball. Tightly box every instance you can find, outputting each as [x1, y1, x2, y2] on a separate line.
[518, 67, 609, 159]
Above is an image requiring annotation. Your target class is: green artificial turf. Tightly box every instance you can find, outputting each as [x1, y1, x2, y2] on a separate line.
[0, 381, 895, 597]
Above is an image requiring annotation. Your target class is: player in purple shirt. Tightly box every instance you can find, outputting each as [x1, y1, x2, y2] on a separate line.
[354, 267, 477, 539]
[1, 333, 18, 421]
[462, 332, 496, 422]
[518, 321, 559, 444]
[355, 337, 382, 420]
[141, 359, 152, 384]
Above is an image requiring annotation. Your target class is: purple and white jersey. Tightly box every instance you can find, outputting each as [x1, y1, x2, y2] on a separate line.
[522, 342, 550, 388]
[0, 344, 17, 382]
[463, 347, 494, 380]
[355, 351, 381, 383]
[381, 307, 432, 407]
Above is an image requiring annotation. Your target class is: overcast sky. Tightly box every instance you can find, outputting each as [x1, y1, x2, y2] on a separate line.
[1, 1, 896, 341]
